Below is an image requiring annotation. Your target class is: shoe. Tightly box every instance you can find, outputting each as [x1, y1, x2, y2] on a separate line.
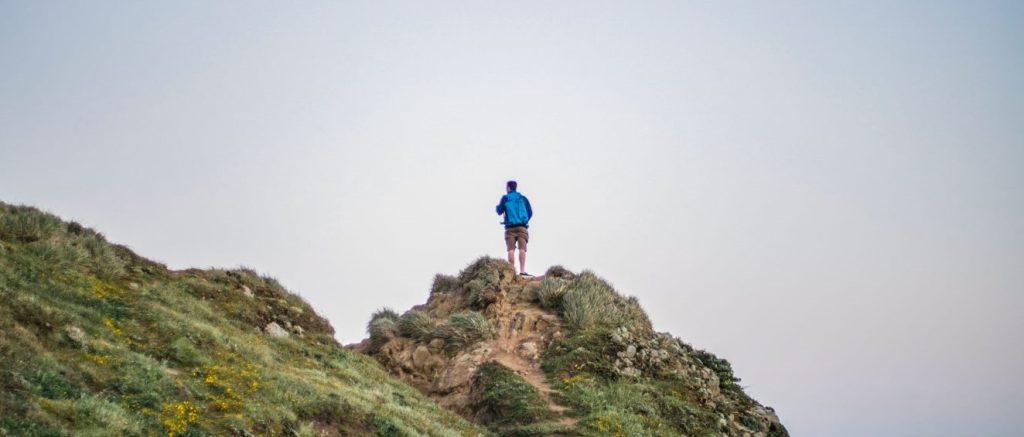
[519, 272, 532, 277]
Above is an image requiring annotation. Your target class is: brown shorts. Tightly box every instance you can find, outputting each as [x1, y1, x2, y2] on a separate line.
[504, 226, 529, 251]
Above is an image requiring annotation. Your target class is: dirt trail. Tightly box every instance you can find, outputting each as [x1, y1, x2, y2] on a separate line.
[486, 294, 578, 426]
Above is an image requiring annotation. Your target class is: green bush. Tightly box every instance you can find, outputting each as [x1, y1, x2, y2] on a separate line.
[397, 311, 435, 340]
[691, 349, 741, 388]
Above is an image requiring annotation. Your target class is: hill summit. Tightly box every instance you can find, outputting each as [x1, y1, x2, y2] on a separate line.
[355, 258, 788, 436]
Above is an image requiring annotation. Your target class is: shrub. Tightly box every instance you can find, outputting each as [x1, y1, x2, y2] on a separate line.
[435, 311, 495, 353]
[691, 349, 741, 388]
[430, 274, 459, 294]
[397, 311, 435, 340]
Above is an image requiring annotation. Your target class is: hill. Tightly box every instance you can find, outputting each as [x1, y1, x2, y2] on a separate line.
[0, 202, 484, 436]
[356, 258, 788, 436]
[0, 201, 787, 436]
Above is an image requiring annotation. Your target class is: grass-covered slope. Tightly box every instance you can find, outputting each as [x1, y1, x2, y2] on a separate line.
[0, 202, 484, 436]
[532, 269, 788, 436]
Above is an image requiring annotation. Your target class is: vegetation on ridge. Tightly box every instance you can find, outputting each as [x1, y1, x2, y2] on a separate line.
[0, 203, 484, 436]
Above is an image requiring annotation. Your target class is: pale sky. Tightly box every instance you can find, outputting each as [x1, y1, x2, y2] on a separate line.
[2, 2, 1022, 436]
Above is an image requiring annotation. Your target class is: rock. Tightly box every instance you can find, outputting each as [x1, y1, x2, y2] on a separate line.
[292, 325, 305, 336]
[535, 318, 548, 333]
[518, 342, 538, 361]
[64, 325, 86, 346]
[264, 322, 289, 338]
[128, 282, 140, 290]
[624, 344, 637, 358]
[620, 366, 640, 377]
[429, 338, 445, 351]
[412, 346, 432, 367]
[288, 306, 304, 315]
[241, 285, 254, 298]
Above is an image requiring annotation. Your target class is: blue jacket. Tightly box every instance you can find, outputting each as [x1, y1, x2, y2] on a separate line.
[496, 191, 533, 229]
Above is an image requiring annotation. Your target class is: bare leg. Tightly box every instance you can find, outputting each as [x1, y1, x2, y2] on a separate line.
[518, 250, 527, 274]
[507, 250, 515, 267]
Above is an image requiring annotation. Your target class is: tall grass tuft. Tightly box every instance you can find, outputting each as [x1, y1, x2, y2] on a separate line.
[397, 311, 435, 340]
[435, 311, 495, 353]
[559, 272, 651, 334]
[533, 277, 568, 311]
[367, 308, 400, 350]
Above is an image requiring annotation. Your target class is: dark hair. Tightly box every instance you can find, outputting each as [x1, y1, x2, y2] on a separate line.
[506, 180, 518, 191]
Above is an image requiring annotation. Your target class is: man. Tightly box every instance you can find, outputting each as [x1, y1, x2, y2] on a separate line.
[495, 180, 533, 276]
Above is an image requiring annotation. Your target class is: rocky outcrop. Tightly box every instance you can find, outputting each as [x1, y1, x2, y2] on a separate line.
[358, 259, 566, 418]
[356, 257, 789, 436]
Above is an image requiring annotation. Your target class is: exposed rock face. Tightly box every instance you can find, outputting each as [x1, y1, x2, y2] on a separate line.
[364, 262, 565, 418]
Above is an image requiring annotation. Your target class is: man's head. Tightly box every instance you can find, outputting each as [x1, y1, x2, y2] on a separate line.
[506, 180, 518, 192]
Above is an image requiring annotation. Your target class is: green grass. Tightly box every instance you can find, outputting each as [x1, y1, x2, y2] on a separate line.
[0, 202, 485, 437]
[531, 269, 786, 437]
[472, 362, 555, 433]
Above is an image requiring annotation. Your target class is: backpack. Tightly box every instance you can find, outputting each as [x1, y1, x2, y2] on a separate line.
[504, 192, 530, 226]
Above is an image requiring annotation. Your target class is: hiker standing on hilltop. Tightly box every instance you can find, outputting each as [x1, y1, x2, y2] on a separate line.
[496, 180, 533, 276]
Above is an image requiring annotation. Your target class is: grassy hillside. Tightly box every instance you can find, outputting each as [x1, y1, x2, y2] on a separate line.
[0, 202, 485, 436]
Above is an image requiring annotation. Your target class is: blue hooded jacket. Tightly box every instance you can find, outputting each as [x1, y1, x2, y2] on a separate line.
[496, 191, 533, 229]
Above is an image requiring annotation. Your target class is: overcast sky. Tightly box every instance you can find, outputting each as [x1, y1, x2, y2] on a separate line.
[2, 1, 1022, 435]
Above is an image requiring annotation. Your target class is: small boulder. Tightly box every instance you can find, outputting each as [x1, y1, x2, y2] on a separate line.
[264, 322, 289, 338]
[241, 285, 254, 298]
[412, 345, 432, 367]
[64, 325, 86, 346]
[624, 344, 637, 358]
[518, 341, 539, 361]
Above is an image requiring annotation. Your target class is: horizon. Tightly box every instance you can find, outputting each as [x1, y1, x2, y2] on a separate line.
[2, 1, 1022, 436]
